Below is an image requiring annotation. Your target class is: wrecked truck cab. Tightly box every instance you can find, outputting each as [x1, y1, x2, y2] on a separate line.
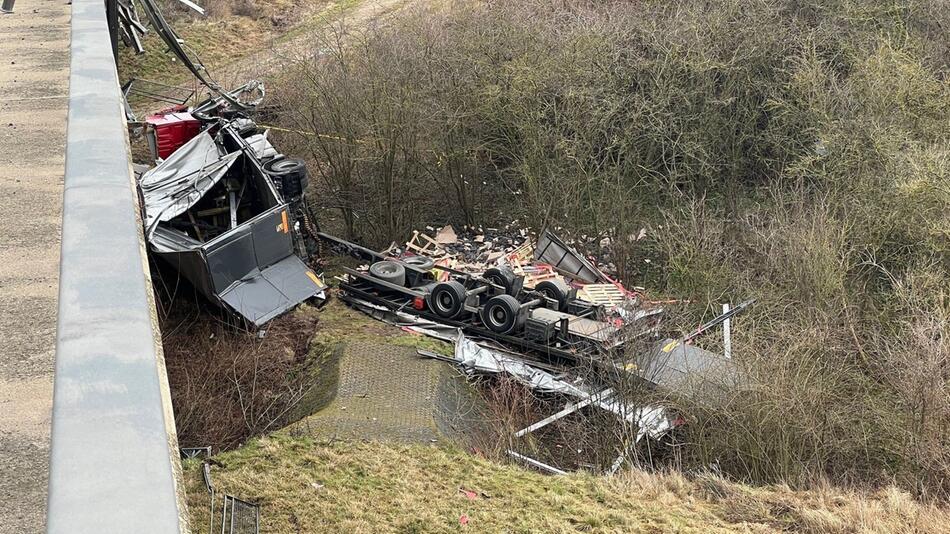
[140, 120, 326, 326]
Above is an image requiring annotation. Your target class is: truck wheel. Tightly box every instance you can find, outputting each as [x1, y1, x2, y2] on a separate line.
[429, 281, 466, 319]
[402, 255, 435, 270]
[369, 261, 406, 286]
[263, 157, 305, 176]
[484, 267, 516, 295]
[536, 279, 571, 311]
[482, 294, 523, 334]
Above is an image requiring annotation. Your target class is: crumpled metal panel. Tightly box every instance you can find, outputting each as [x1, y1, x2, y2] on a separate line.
[219, 255, 325, 326]
[638, 338, 741, 396]
[244, 131, 279, 159]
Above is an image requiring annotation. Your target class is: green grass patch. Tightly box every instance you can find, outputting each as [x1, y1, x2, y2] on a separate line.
[313, 298, 453, 356]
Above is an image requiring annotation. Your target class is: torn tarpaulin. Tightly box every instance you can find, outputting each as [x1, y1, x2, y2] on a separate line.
[139, 131, 238, 238]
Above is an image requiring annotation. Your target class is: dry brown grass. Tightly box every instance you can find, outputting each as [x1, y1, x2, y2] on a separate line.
[184, 436, 950, 533]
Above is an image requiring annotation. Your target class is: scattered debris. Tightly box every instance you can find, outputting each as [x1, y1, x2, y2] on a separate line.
[419, 333, 671, 444]
[180, 446, 212, 459]
[434, 224, 458, 245]
[320, 226, 754, 474]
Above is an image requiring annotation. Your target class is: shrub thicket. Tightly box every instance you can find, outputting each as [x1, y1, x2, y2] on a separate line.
[273, 0, 950, 497]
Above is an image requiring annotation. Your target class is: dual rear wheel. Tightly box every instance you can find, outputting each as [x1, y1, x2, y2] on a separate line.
[429, 283, 523, 335]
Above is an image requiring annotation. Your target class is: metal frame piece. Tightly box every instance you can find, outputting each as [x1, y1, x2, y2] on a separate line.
[682, 299, 754, 343]
[47, 0, 187, 531]
[506, 450, 567, 475]
[221, 495, 260, 534]
[514, 389, 616, 437]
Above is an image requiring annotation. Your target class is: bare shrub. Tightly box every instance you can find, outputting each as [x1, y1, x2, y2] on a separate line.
[161, 303, 321, 451]
[269, 0, 950, 496]
[230, 0, 257, 19]
[873, 268, 950, 497]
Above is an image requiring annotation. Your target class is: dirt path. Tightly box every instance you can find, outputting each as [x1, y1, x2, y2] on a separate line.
[214, 0, 410, 89]
[0, 0, 70, 531]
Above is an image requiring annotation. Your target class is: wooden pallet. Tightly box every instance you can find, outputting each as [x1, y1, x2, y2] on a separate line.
[405, 230, 444, 257]
[576, 284, 627, 307]
[505, 240, 534, 264]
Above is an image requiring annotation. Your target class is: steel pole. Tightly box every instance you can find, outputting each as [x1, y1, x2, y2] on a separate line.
[1, 0, 15, 14]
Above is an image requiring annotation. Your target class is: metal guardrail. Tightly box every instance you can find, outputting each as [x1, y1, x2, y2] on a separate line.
[46, 0, 188, 532]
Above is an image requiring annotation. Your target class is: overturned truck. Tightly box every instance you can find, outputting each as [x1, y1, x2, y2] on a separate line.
[136, 89, 326, 326]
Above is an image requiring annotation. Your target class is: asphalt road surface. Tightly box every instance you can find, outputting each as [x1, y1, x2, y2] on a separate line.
[0, 0, 70, 531]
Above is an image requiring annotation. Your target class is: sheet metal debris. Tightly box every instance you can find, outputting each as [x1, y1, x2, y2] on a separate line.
[534, 228, 608, 284]
[421, 332, 672, 448]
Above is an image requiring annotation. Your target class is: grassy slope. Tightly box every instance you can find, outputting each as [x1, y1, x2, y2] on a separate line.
[184, 434, 950, 533]
[117, 0, 361, 91]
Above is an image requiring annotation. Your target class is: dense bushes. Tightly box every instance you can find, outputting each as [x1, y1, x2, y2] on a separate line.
[272, 0, 950, 497]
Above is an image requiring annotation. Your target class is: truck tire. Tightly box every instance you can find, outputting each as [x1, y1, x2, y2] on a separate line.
[482, 294, 523, 334]
[369, 260, 406, 286]
[536, 279, 571, 311]
[484, 267, 516, 295]
[402, 255, 435, 271]
[264, 157, 309, 199]
[429, 281, 467, 319]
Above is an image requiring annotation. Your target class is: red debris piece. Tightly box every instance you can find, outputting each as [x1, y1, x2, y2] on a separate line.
[145, 111, 201, 159]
